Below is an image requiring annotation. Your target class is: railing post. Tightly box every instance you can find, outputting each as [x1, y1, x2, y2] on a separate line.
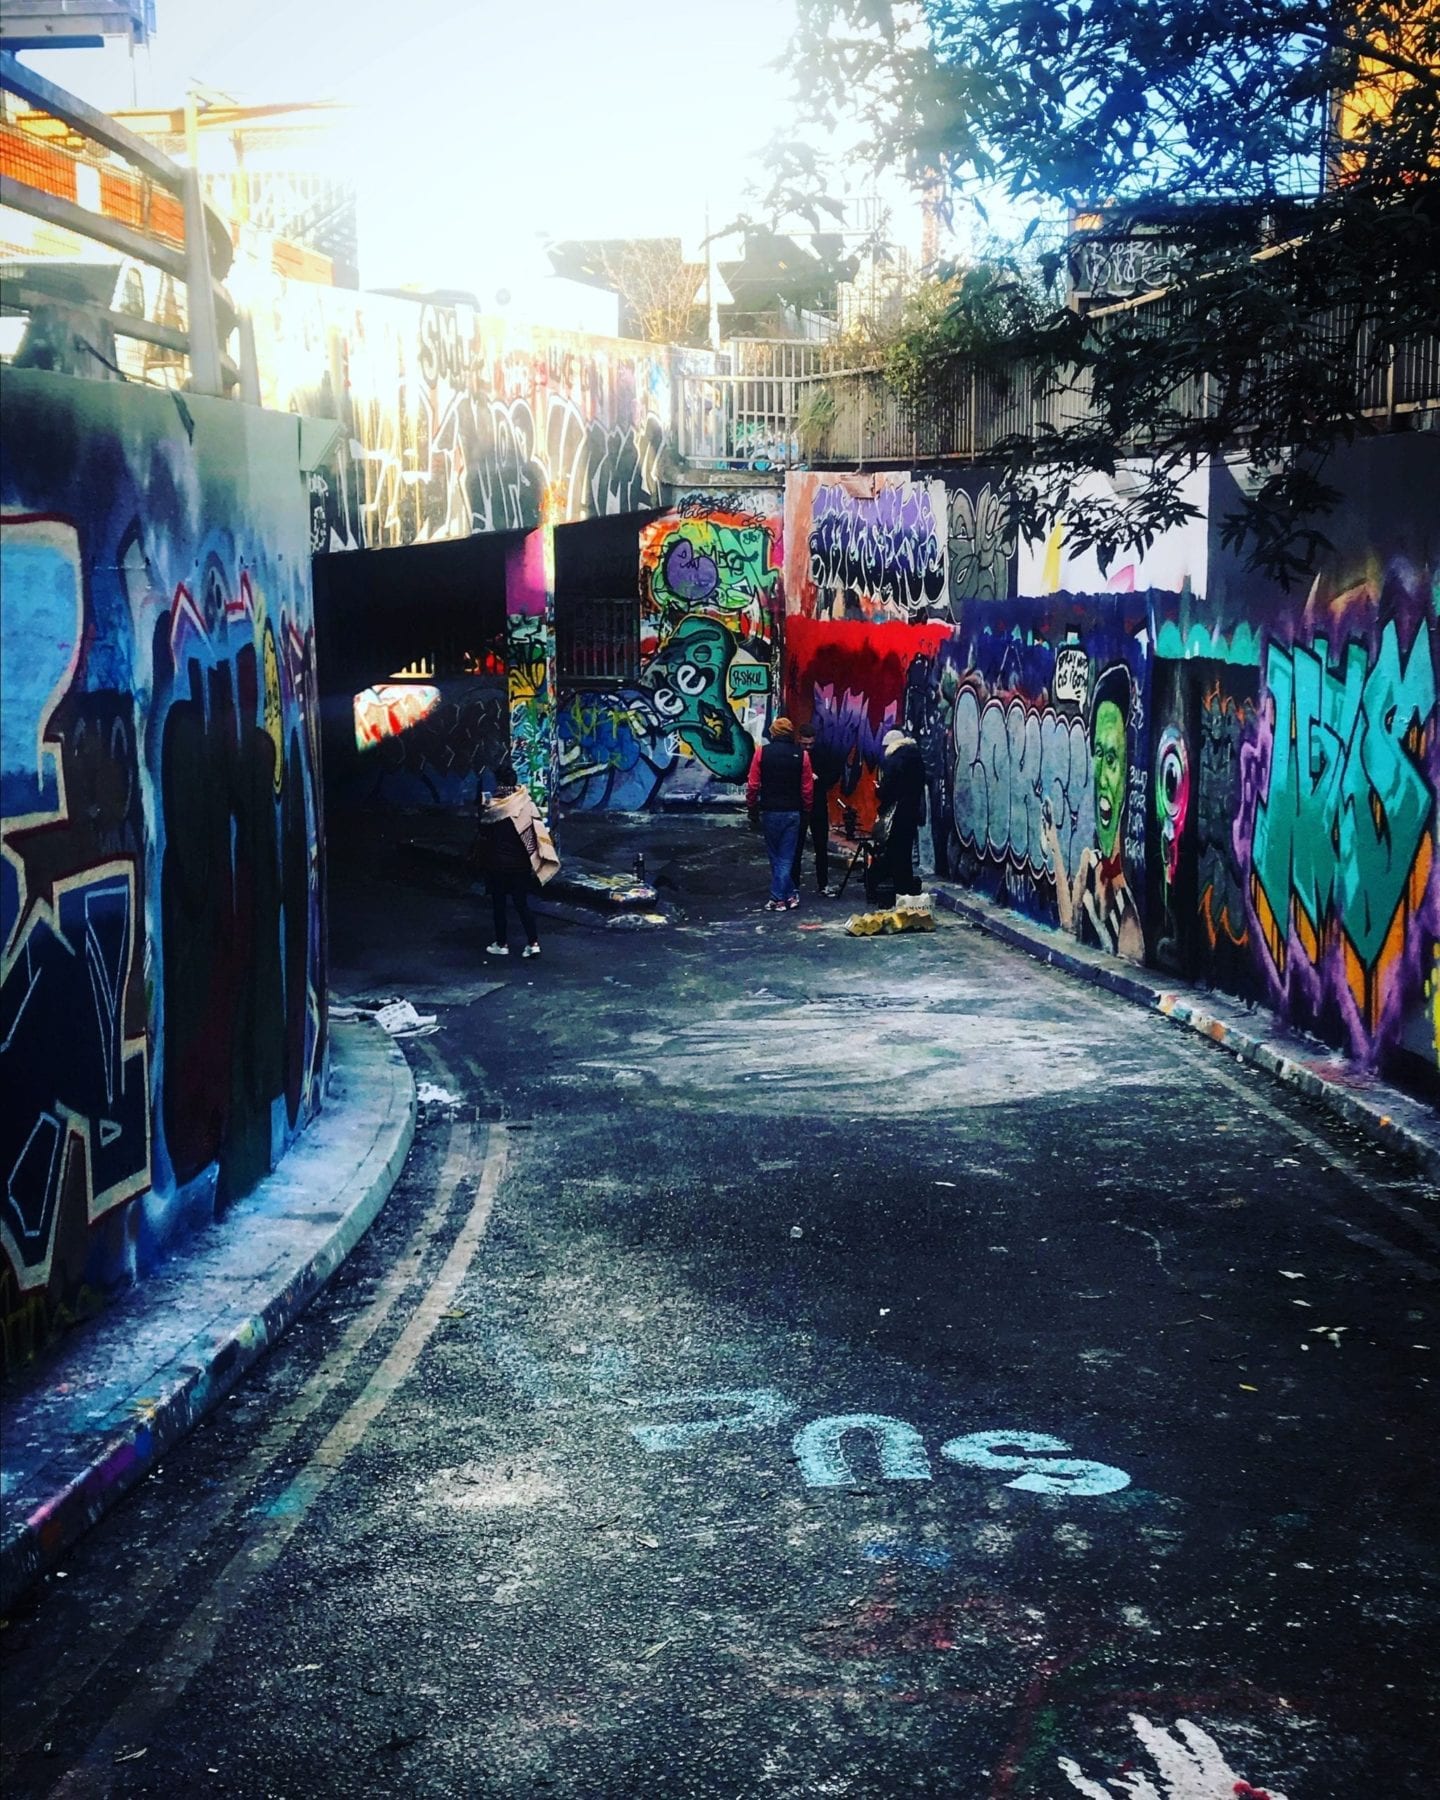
[236, 304, 261, 406]
[181, 165, 225, 397]
[1386, 338, 1396, 429]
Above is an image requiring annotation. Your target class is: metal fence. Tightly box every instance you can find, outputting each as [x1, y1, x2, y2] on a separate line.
[679, 298, 1440, 470]
[680, 338, 863, 468]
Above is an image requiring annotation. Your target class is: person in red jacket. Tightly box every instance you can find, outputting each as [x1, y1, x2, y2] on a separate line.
[746, 717, 814, 912]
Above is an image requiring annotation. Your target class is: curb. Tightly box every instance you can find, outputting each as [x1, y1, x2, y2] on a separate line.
[930, 883, 1440, 1184]
[0, 1019, 416, 1614]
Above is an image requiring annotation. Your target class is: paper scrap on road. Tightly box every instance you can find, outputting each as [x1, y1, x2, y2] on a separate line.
[374, 999, 438, 1037]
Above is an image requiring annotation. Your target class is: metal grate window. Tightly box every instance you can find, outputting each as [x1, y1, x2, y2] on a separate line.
[554, 593, 640, 686]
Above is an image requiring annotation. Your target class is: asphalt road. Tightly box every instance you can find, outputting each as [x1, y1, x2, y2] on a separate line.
[3, 812, 1437, 1799]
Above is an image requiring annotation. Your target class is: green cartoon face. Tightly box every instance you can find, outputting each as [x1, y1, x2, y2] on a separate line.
[1093, 699, 1127, 860]
[640, 616, 752, 781]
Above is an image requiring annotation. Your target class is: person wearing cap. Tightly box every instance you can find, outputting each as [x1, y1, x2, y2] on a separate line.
[746, 717, 814, 911]
[875, 728, 927, 897]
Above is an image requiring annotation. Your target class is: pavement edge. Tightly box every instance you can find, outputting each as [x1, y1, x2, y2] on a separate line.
[930, 882, 1440, 1184]
[0, 1019, 417, 1615]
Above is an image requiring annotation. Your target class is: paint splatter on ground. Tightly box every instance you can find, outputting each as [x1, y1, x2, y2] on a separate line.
[1058, 1714, 1289, 1799]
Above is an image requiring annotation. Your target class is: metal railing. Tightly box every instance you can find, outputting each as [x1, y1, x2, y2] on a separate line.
[0, 51, 248, 397]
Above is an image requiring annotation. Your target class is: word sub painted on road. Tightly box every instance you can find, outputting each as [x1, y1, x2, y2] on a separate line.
[625, 1391, 1131, 1498]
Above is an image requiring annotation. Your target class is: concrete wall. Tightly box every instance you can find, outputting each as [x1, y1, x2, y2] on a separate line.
[242, 276, 704, 549]
[0, 369, 327, 1370]
[781, 441, 1440, 1092]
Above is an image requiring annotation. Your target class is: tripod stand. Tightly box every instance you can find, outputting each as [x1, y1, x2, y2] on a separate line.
[836, 834, 876, 900]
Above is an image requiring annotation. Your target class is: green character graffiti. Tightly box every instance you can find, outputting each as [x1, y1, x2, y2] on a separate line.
[1094, 696, 1126, 861]
[647, 519, 779, 622]
[1042, 664, 1145, 962]
[640, 616, 753, 782]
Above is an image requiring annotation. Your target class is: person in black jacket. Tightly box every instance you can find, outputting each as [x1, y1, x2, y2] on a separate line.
[745, 717, 814, 911]
[874, 729, 926, 897]
[792, 722, 844, 896]
[472, 762, 542, 958]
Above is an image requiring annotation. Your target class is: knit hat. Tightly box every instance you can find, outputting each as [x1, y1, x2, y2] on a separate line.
[771, 717, 795, 739]
[881, 730, 909, 754]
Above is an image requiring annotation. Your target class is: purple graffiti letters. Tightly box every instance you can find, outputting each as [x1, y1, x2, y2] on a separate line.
[811, 681, 899, 773]
[809, 483, 946, 619]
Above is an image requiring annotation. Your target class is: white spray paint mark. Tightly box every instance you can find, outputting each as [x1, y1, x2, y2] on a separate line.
[629, 1388, 794, 1452]
[792, 1414, 932, 1487]
[1058, 1712, 1289, 1799]
[940, 1430, 1131, 1497]
[1111, 1219, 1172, 1276]
[415, 1081, 463, 1109]
[425, 1462, 564, 1511]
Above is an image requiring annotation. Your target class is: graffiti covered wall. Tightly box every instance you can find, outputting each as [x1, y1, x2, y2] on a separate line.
[781, 442, 1438, 1086]
[557, 491, 783, 809]
[0, 369, 326, 1369]
[245, 277, 685, 551]
[947, 601, 1153, 956]
[1238, 561, 1437, 1073]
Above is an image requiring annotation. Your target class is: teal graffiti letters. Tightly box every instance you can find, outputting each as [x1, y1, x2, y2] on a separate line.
[1251, 622, 1435, 971]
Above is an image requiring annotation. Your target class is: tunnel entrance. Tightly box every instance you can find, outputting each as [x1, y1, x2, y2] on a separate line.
[312, 532, 515, 815]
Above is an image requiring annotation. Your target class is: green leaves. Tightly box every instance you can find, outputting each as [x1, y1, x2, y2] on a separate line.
[764, 0, 1437, 578]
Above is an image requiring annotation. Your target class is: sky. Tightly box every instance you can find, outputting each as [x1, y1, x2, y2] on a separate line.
[20, 0, 920, 294]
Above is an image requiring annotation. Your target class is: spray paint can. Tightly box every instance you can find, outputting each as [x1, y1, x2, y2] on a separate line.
[633, 852, 646, 883]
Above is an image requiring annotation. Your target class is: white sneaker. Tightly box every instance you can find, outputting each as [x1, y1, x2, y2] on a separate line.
[522, 943, 541, 959]
[486, 942, 509, 955]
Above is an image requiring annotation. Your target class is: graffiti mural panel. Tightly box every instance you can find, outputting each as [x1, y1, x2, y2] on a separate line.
[559, 493, 783, 809]
[1145, 660, 1199, 977]
[786, 473, 949, 624]
[0, 369, 325, 1370]
[947, 473, 1018, 609]
[947, 600, 1152, 955]
[1192, 664, 1262, 1002]
[783, 616, 954, 837]
[1239, 593, 1437, 1066]
[344, 676, 508, 809]
[1, 517, 151, 1305]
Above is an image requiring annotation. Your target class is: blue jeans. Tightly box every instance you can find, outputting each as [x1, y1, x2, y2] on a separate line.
[762, 811, 801, 903]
